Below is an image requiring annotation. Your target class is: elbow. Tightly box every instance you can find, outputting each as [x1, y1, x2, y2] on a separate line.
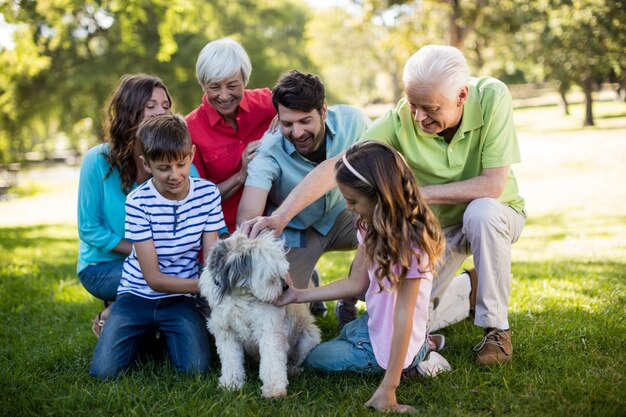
[487, 184, 505, 199]
[144, 275, 164, 292]
[486, 177, 506, 199]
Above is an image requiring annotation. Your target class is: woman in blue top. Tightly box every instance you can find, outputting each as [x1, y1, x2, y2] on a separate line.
[77, 74, 174, 337]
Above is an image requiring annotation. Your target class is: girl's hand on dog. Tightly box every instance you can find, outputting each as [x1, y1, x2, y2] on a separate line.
[275, 287, 298, 306]
[275, 274, 298, 306]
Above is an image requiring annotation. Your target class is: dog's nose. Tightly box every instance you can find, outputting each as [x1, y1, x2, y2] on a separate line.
[281, 280, 290, 292]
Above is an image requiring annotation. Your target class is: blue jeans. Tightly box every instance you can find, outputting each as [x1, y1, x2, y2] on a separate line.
[90, 293, 211, 379]
[304, 312, 428, 374]
[78, 259, 124, 302]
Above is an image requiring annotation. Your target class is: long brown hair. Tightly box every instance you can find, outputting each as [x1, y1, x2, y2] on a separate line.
[102, 74, 172, 193]
[335, 141, 445, 291]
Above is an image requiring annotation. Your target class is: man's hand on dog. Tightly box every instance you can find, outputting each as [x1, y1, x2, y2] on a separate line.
[240, 213, 287, 239]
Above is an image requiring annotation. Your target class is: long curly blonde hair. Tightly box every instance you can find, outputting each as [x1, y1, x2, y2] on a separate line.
[102, 74, 172, 193]
[335, 141, 445, 291]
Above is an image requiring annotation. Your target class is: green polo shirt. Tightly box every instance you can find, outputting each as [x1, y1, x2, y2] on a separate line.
[362, 76, 525, 228]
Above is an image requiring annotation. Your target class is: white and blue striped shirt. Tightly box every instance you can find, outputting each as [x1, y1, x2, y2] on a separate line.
[118, 177, 225, 299]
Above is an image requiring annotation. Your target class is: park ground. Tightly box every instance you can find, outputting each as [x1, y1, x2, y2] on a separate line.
[1, 96, 625, 416]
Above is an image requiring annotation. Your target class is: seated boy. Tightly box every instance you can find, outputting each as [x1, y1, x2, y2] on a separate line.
[90, 114, 225, 379]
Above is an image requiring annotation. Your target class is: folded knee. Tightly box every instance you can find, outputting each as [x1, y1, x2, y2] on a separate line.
[463, 198, 506, 231]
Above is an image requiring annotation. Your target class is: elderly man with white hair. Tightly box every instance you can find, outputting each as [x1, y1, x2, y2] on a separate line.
[242, 45, 526, 367]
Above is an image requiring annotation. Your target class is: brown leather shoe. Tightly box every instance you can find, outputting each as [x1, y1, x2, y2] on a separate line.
[474, 328, 512, 366]
[465, 268, 478, 318]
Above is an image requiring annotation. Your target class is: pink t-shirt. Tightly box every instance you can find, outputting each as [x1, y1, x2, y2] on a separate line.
[359, 230, 432, 369]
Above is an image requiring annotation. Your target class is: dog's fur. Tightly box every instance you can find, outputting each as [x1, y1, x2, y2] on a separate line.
[199, 230, 321, 398]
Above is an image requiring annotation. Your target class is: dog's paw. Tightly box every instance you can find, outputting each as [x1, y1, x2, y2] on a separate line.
[218, 375, 244, 391]
[261, 385, 288, 399]
[287, 366, 303, 377]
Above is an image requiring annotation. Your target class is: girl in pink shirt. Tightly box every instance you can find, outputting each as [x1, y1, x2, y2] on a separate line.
[277, 140, 448, 413]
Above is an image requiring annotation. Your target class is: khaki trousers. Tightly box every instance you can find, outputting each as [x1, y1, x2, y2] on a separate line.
[286, 210, 358, 289]
[428, 198, 526, 331]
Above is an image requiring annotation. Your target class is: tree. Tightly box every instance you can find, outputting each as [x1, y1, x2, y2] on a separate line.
[0, 0, 314, 163]
[525, 0, 626, 126]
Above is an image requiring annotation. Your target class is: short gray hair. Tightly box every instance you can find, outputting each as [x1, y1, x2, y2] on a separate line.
[196, 38, 252, 87]
[402, 45, 469, 100]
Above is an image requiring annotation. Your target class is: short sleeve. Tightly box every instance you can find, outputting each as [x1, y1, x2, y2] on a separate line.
[245, 133, 281, 190]
[479, 82, 521, 168]
[124, 197, 152, 242]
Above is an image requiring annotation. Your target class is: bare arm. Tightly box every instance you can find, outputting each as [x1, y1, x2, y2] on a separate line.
[201, 231, 219, 266]
[276, 245, 370, 306]
[364, 277, 421, 413]
[421, 166, 509, 205]
[240, 152, 343, 238]
[217, 140, 262, 201]
[134, 239, 200, 294]
[236, 186, 270, 226]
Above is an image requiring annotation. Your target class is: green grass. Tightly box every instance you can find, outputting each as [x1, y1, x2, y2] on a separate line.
[1, 222, 624, 417]
[1, 100, 626, 416]
[8, 181, 49, 198]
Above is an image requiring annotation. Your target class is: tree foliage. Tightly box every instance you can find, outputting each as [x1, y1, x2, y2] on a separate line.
[522, 0, 626, 125]
[0, 0, 313, 162]
[350, 0, 626, 125]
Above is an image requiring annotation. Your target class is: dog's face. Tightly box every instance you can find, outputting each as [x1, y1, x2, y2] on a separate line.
[200, 230, 290, 304]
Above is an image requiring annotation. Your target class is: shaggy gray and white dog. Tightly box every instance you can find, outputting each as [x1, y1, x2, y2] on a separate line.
[199, 230, 321, 398]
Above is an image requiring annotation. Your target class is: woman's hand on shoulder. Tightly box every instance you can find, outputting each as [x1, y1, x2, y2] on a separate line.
[236, 140, 262, 184]
[241, 140, 261, 169]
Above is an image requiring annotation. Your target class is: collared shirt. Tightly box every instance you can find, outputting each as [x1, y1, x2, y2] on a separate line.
[186, 88, 276, 232]
[246, 104, 371, 248]
[118, 177, 225, 299]
[362, 76, 525, 228]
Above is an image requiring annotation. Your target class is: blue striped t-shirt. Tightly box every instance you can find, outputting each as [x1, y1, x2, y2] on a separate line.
[118, 177, 226, 299]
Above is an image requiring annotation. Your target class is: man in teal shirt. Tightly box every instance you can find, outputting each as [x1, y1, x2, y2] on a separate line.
[242, 46, 525, 366]
[237, 70, 371, 325]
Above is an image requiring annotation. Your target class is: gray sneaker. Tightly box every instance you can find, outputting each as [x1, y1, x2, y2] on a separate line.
[334, 298, 358, 329]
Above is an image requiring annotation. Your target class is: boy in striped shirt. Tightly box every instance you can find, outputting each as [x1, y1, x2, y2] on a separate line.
[91, 114, 225, 379]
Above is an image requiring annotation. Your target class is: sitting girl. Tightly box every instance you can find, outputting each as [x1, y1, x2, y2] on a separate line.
[277, 140, 447, 413]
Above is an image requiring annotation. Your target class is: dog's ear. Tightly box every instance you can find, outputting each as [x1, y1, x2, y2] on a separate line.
[227, 250, 253, 291]
[207, 240, 231, 302]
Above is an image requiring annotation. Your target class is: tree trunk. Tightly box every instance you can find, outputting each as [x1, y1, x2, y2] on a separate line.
[448, 0, 464, 49]
[581, 75, 594, 126]
[559, 89, 570, 116]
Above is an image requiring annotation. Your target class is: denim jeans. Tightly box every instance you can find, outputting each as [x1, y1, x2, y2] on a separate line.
[90, 293, 211, 379]
[304, 312, 428, 374]
[78, 259, 124, 302]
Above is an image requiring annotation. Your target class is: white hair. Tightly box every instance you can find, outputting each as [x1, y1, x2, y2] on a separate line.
[196, 38, 252, 87]
[402, 45, 470, 100]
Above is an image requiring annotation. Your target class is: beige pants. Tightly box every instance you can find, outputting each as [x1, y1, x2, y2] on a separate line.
[286, 210, 358, 289]
[428, 198, 526, 331]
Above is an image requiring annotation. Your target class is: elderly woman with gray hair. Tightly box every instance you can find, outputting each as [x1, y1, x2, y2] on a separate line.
[186, 38, 276, 233]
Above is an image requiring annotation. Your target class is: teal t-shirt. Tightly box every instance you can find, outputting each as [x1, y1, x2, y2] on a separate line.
[362, 76, 525, 228]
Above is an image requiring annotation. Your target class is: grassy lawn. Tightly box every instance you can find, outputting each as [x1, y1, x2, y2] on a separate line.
[1, 100, 625, 416]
